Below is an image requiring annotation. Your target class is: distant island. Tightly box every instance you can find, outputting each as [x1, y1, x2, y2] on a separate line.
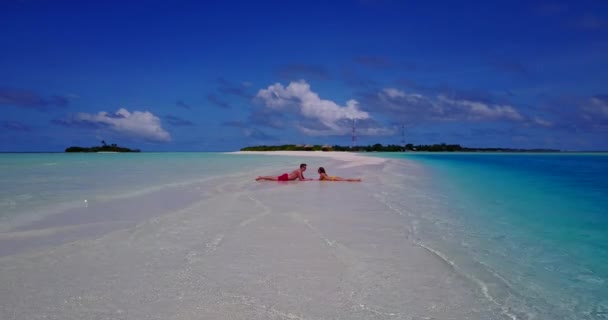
[241, 143, 560, 152]
[65, 141, 141, 153]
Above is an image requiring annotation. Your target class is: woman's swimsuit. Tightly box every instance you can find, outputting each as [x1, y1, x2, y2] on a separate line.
[320, 175, 338, 181]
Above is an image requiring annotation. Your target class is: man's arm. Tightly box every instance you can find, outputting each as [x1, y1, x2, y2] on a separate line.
[298, 171, 311, 181]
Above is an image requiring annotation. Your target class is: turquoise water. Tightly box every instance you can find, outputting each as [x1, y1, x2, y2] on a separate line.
[375, 153, 608, 319]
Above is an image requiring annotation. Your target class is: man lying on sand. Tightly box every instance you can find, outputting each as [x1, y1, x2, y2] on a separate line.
[317, 167, 362, 182]
[256, 163, 313, 181]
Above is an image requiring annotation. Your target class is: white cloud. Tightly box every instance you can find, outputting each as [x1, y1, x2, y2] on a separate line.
[73, 108, 171, 142]
[382, 88, 406, 99]
[379, 88, 425, 103]
[377, 88, 433, 115]
[256, 80, 376, 135]
[375, 88, 525, 123]
[437, 95, 524, 121]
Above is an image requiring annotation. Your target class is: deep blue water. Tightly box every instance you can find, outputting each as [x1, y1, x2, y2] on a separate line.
[376, 153, 608, 319]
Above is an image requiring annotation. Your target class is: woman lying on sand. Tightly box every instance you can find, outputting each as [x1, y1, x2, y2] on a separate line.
[317, 167, 362, 182]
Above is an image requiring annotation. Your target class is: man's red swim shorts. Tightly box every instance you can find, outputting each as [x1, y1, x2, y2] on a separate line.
[278, 173, 289, 181]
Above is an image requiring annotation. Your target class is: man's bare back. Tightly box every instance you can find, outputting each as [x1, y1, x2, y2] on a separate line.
[255, 163, 312, 181]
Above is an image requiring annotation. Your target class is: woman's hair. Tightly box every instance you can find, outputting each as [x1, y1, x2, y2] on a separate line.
[318, 167, 326, 174]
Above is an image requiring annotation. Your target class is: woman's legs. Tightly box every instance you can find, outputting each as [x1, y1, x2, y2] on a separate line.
[334, 177, 361, 182]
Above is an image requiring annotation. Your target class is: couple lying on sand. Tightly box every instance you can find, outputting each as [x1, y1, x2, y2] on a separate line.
[255, 163, 361, 182]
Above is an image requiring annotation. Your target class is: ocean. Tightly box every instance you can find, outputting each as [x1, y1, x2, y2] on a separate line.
[373, 152, 608, 319]
[0, 152, 606, 319]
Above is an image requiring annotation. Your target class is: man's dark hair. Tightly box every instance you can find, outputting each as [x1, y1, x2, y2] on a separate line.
[300, 163, 307, 169]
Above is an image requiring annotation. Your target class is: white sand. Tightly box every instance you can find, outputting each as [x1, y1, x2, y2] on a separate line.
[0, 152, 505, 319]
[230, 151, 388, 168]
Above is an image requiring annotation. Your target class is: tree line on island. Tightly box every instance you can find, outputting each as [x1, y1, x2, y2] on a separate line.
[65, 140, 140, 153]
[241, 143, 560, 152]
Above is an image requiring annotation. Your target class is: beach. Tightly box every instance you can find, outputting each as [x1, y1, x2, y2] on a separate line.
[231, 150, 389, 168]
[2, 151, 606, 319]
[0, 151, 504, 319]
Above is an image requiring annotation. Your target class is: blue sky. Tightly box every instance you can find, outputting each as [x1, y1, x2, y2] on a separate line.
[1, 0, 607, 151]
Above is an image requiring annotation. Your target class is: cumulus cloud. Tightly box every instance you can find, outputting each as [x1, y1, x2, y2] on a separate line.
[255, 80, 379, 135]
[57, 108, 171, 142]
[257, 81, 368, 120]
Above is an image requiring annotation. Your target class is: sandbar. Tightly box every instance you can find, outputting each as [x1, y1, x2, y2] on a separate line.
[0, 152, 505, 319]
[231, 150, 388, 168]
